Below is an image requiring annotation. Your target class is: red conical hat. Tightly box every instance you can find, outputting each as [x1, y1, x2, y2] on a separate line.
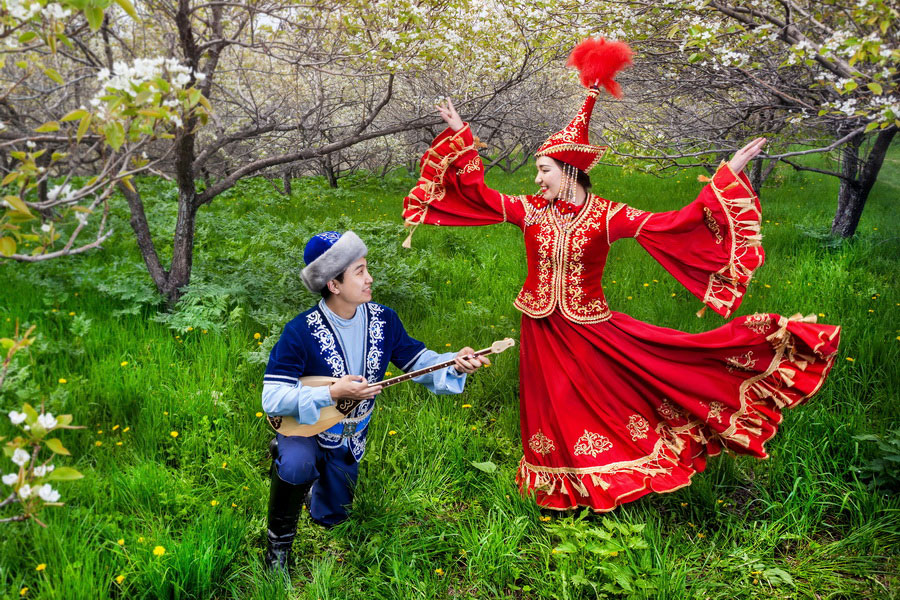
[534, 88, 607, 172]
[534, 38, 633, 173]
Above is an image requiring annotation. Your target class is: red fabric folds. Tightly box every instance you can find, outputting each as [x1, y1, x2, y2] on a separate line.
[516, 311, 840, 512]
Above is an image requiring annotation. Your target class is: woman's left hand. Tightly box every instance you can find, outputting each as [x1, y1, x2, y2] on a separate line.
[727, 137, 767, 176]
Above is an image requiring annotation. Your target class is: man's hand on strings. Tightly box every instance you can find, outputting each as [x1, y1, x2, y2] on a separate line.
[727, 137, 767, 176]
[453, 347, 490, 374]
[436, 97, 464, 132]
[329, 374, 381, 401]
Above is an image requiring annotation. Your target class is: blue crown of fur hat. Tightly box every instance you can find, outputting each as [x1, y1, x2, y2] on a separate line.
[300, 231, 368, 293]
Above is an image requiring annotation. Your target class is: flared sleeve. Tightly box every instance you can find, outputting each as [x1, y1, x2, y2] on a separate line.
[607, 162, 764, 319]
[402, 124, 526, 246]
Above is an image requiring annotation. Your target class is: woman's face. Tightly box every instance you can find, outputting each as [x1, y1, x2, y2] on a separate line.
[534, 157, 563, 201]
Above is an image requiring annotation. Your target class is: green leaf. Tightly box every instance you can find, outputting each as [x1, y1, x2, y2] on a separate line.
[553, 542, 578, 553]
[18, 31, 38, 44]
[763, 567, 794, 587]
[35, 121, 60, 133]
[103, 121, 125, 150]
[76, 114, 92, 143]
[84, 6, 104, 30]
[43, 67, 64, 85]
[867, 82, 883, 95]
[47, 466, 83, 480]
[0, 237, 16, 256]
[23, 403, 38, 424]
[865, 121, 880, 133]
[114, 0, 138, 18]
[5, 195, 34, 217]
[61, 109, 88, 122]
[45, 438, 71, 455]
[470, 460, 497, 473]
[0, 338, 15, 350]
[56, 414, 73, 427]
[844, 80, 858, 93]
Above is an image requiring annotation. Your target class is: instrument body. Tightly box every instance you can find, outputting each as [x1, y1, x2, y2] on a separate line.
[265, 338, 515, 437]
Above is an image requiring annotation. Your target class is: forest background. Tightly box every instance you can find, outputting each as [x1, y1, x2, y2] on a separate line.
[1, 0, 898, 598]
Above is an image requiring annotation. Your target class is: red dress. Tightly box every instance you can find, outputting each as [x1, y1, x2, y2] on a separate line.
[403, 124, 841, 512]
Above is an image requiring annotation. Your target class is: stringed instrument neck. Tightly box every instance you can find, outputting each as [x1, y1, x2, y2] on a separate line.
[372, 346, 495, 389]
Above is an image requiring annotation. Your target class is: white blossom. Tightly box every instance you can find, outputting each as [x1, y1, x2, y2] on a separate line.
[37, 484, 61, 502]
[9, 411, 27, 425]
[2, 473, 18, 486]
[37, 413, 57, 430]
[33, 464, 55, 477]
[18, 484, 33, 499]
[41, 223, 51, 233]
[76, 212, 90, 227]
[42, 2, 72, 19]
[12, 448, 30, 467]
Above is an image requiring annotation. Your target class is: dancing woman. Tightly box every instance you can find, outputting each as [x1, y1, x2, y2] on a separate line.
[401, 40, 841, 512]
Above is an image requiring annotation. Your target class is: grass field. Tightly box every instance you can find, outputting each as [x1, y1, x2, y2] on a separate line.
[1, 151, 898, 599]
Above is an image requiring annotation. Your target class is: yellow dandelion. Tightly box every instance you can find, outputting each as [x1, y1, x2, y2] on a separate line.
[231, 503, 237, 508]
[115, 575, 125, 584]
[123, 427, 130, 433]
[19, 588, 28, 596]
[120, 361, 128, 367]
[462, 404, 472, 408]
[68, 312, 75, 316]
[385, 371, 392, 377]
[187, 327, 193, 332]
[716, 499, 724, 504]
[671, 293, 676, 297]
[202, 330, 208, 334]
[58, 378, 67, 384]
[117, 539, 125, 546]
[112, 425, 120, 430]
[609, 551, 619, 557]
[255, 411, 263, 418]
[35, 563, 46, 571]
[643, 283, 649, 287]
[764, 284, 771, 288]
[697, 533, 706, 538]
[445, 343, 451, 347]
[222, 462, 227, 468]
[137, 536, 144, 543]
[818, 313, 825, 317]
[466, 301, 472, 304]
[116, 442, 123, 446]
[152, 546, 165, 556]
[163, 411, 168, 416]
[170, 431, 179, 438]
[210, 500, 218, 506]
[435, 568, 444, 575]
[471, 426, 477, 431]
[95, 441, 103, 447]
[846, 357, 855, 362]
[388, 430, 397, 435]
[752, 578, 759, 585]
[98, 430, 103, 434]
[539, 516, 551, 522]
[688, 522, 695, 528]
[680, 502, 688, 507]
[626, 296, 633, 300]
[253, 332, 261, 339]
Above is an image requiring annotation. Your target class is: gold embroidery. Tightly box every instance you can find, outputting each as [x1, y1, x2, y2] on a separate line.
[573, 430, 613, 457]
[626, 414, 650, 440]
[703, 206, 723, 244]
[528, 430, 556, 455]
[626, 206, 646, 221]
[707, 401, 724, 423]
[657, 398, 684, 421]
[726, 351, 757, 373]
[455, 156, 482, 176]
[744, 313, 774, 335]
[561, 198, 611, 322]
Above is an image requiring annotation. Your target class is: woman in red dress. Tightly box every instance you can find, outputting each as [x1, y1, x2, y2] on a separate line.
[401, 53, 840, 512]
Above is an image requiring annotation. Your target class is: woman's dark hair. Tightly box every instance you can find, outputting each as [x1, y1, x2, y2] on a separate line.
[551, 158, 592, 194]
[320, 271, 345, 299]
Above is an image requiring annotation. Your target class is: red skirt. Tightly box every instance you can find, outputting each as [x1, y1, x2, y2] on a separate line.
[516, 310, 840, 511]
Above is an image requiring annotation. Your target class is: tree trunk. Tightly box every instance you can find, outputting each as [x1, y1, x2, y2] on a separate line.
[120, 183, 169, 298]
[282, 169, 292, 196]
[322, 154, 338, 188]
[831, 128, 896, 238]
[165, 192, 199, 306]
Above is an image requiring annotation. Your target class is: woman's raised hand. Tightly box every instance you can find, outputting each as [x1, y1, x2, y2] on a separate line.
[727, 137, 767, 176]
[436, 97, 464, 132]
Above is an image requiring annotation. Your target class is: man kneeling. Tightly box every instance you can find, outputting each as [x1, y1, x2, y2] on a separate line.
[261, 230, 488, 570]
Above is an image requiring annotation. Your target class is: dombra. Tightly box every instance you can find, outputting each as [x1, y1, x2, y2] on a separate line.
[267, 338, 516, 437]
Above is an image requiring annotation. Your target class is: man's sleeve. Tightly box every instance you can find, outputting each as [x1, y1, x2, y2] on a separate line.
[262, 323, 333, 424]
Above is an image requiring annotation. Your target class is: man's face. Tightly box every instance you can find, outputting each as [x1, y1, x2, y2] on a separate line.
[330, 257, 373, 304]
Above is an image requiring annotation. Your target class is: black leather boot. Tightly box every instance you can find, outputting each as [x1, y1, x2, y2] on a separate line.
[264, 444, 312, 572]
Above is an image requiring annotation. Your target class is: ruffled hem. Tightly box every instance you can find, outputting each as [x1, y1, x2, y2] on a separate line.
[402, 124, 484, 247]
[517, 313, 840, 512]
[702, 162, 765, 318]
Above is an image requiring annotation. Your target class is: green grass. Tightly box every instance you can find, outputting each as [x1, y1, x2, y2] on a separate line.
[1, 150, 898, 599]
